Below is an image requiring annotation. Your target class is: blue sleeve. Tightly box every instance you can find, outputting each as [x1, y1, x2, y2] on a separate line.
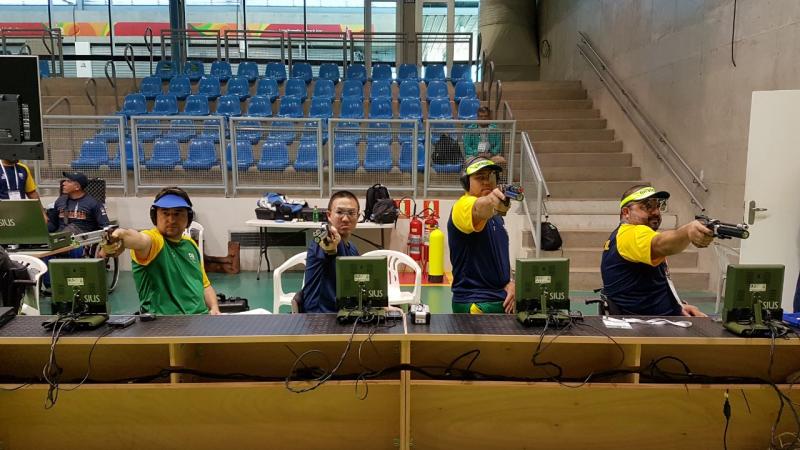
[92, 198, 111, 228]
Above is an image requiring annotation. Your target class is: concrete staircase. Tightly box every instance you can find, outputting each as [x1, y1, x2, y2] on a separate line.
[507, 80, 710, 292]
[40, 77, 137, 116]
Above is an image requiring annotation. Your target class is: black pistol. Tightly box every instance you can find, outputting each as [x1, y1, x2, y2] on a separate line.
[695, 215, 750, 239]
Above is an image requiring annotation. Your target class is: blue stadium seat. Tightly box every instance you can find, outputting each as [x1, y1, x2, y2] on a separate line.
[256, 78, 279, 102]
[227, 140, 255, 170]
[38, 60, 50, 78]
[398, 98, 423, 143]
[277, 95, 303, 118]
[210, 60, 232, 82]
[95, 118, 122, 143]
[428, 98, 452, 119]
[183, 139, 218, 170]
[150, 94, 179, 116]
[155, 60, 176, 81]
[341, 79, 364, 101]
[450, 64, 472, 84]
[247, 95, 273, 117]
[108, 137, 143, 171]
[257, 139, 289, 171]
[226, 76, 251, 101]
[454, 80, 477, 104]
[268, 121, 296, 145]
[117, 93, 147, 118]
[198, 76, 221, 101]
[140, 76, 163, 100]
[399, 141, 425, 173]
[399, 80, 421, 101]
[426, 81, 449, 102]
[145, 138, 182, 170]
[319, 63, 341, 84]
[71, 139, 109, 169]
[312, 79, 334, 101]
[265, 62, 287, 83]
[199, 119, 222, 143]
[457, 98, 481, 120]
[184, 60, 205, 82]
[237, 61, 259, 83]
[164, 119, 195, 143]
[217, 95, 243, 117]
[369, 98, 393, 120]
[135, 119, 160, 143]
[168, 75, 191, 101]
[184, 94, 210, 116]
[284, 78, 308, 102]
[364, 142, 392, 172]
[346, 63, 367, 84]
[333, 142, 359, 172]
[340, 97, 364, 119]
[291, 62, 313, 84]
[372, 64, 393, 82]
[236, 120, 262, 145]
[423, 64, 446, 84]
[309, 97, 332, 143]
[367, 98, 393, 145]
[397, 64, 419, 83]
[294, 139, 319, 172]
[370, 80, 392, 102]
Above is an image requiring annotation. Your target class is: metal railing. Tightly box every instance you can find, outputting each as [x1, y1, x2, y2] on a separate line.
[577, 31, 708, 210]
[44, 96, 71, 116]
[328, 118, 420, 196]
[144, 27, 154, 76]
[0, 27, 64, 77]
[223, 30, 286, 63]
[38, 115, 127, 194]
[519, 131, 550, 257]
[482, 58, 495, 101]
[84, 78, 98, 116]
[349, 32, 408, 69]
[160, 29, 222, 70]
[229, 117, 324, 197]
[124, 44, 137, 91]
[104, 60, 120, 110]
[423, 119, 516, 196]
[415, 32, 473, 68]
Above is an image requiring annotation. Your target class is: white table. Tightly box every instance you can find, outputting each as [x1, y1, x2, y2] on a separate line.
[245, 219, 394, 279]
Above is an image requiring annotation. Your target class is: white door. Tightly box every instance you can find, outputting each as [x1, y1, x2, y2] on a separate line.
[740, 90, 800, 310]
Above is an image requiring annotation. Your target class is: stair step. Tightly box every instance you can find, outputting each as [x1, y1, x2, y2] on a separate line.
[518, 118, 607, 130]
[542, 166, 641, 181]
[513, 109, 601, 119]
[506, 99, 593, 110]
[569, 268, 709, 290]
[548, 181, 646, 199]
[558, 230, 614, 247]
[544, 213, 677, 230]
[528, 129, 615, 141]
[500, 80, 583, 90]
[510, 88, 587, 101]
[537, 152, 632, 167]
[534, 141, 622, 153]
[539, 247, 699, 268]
[543, 200, 621, 214]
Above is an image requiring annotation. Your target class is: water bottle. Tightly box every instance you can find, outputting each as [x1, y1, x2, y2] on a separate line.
[312, 206, 319, 222]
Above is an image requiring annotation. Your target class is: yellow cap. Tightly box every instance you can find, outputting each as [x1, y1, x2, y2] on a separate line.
[619, 186, 670, 208]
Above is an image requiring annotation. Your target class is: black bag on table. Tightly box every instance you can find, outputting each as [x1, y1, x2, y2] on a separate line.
[365, 184, 399, 224]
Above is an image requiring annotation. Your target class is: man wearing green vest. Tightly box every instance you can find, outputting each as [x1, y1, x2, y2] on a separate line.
[103, 187, 220, 315]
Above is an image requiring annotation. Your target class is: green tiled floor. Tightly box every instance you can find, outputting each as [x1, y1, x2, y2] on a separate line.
[39, 271, 719, 316]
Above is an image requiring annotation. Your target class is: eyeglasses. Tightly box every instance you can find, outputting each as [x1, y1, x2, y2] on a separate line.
[472, 171, 497, 183]
[333, 208, 359, 218]
[632, 198, 667, 212]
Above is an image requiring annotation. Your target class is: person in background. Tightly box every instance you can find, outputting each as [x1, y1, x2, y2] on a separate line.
[463, 106, 504, 164]
[48, 171, 110, 235]
[0, 159, 39, 200]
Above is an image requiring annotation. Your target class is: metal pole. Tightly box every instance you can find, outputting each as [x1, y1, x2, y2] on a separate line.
[242, 0, 248, 60]
[107, 0, 114, 57]
[47, 0, 53, 31]
[303, 3, 308, 61]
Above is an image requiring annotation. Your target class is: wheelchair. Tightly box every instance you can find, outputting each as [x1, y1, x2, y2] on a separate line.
[584, 288, 624, 315]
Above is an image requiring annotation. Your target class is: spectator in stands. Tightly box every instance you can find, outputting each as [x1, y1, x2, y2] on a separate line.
[299, 190, 360, 313]
[463, 107, 504, 164]
[0, 159, 40, 200]
[600, 185, 711, 316]
[102, 187, 220, 315]
[448, 156, 514, 314]
[47, 172, 110, 235]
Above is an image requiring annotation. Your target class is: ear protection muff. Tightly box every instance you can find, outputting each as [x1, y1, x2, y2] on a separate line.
[460, 156, 501, 191]
[150, 187, 194, 226]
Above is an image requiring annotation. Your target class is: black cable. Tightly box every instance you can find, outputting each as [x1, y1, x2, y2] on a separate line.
[285, 317, 361, 394]
[731, 0, 737, 67]
[723, 390, 731, 450]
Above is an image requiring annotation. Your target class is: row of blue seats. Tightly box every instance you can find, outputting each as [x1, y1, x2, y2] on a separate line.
[155, 60, 472, 86]
[140, 76, 477, 104]
[73, 137, 433, 173]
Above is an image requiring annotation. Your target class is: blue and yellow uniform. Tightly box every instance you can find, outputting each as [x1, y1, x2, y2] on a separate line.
[302, 240, 359, 313]
[0, 162, 36, 199]
[600, 224, 682, 315]
[448, 193, 510, 313]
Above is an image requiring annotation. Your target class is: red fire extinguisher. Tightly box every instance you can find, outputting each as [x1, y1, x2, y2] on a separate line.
[421, 210, 439, 274]
[408, 205, 423, 264]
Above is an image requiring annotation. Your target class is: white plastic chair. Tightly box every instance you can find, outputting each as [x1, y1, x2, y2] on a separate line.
[273, 251, 308, 314]
[363, 249, 422, 306]
[8, 254, 47, 315]
[184, 221, 205, 265]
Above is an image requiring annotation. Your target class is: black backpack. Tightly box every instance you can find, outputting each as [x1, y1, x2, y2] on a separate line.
[540, 221, 563, 251]
[0, 246, 33, 311]
[365, 184, 399, 224]
[431, 134, 463, 165]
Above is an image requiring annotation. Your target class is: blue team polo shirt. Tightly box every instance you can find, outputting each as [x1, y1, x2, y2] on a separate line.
[447, 194, 510, 304]
[301, 239, 359, 313]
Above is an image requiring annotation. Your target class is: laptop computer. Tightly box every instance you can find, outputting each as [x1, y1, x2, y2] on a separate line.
[0, 199, 71, 250]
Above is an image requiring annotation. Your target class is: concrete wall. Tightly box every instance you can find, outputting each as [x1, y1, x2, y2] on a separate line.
[538, 0, 800, 282]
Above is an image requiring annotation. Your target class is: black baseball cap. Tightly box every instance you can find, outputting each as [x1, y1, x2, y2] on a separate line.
[62, 171, 88, 189]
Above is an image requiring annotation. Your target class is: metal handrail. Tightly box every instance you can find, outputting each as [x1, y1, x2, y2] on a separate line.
[502, 99, 513, 120]
[124, 44, 137, 91]
[144, 27, 154, 75]
[519, 131, 550, 257]
[18, 44, 31, 55]
[483, 60, 495, 102]
[44, 96, 71, 115]
[1, 27, 64, 76]
[577, 31, 708, 210]
[222, 30, 286, 64]
[84, 78, 98, 115]
[104, 60, 119, 110]
[494, 79, 502, 115]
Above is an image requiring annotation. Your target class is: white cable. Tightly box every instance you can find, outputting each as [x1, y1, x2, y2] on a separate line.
[623, 318, 693, 328]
